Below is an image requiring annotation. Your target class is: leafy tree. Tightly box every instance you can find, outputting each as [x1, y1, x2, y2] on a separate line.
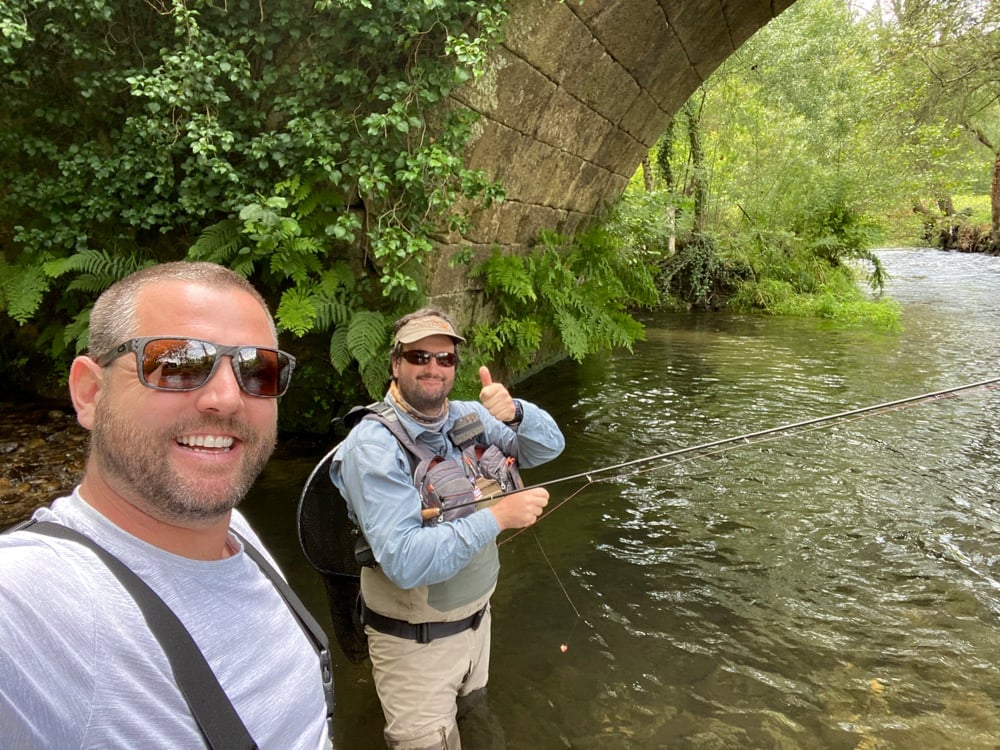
[0, 0, 507, 422]
[627, 0, 903, 320]
[874, 0, 1000, 243]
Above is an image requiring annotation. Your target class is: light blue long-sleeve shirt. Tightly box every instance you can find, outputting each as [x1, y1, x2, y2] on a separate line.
[329, 396, 564, 591]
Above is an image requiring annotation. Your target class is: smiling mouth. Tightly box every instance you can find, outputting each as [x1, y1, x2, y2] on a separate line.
[177, 434, 235, 451]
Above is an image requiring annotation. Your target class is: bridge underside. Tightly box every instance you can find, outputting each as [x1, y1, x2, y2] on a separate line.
[428, 0, 795, 316]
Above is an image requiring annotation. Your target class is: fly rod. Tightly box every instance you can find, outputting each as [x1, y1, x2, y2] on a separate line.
[421, 376, 1000, 522]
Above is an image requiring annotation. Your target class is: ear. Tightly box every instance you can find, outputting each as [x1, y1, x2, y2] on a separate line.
[69, 356, 104, 431]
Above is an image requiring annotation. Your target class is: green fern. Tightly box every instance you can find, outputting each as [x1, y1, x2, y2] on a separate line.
[472, 250, 536, 304]
[329, 326, 352, 373]
[470, 228, 653, 366]
[189, 219, 242, 263]
[63, 308, 92, 354]
[346, 310, 389, 369]
[2, 262, 50, 324]
[312, 298, 352, 333]
[359, 356, 391, 400]
[43, 249, 149, 288]
[275, 286, 318, 337]
[327, 311, 392, 397]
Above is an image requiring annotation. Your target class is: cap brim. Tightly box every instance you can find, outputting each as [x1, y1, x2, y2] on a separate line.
[394, 318, 465, 344]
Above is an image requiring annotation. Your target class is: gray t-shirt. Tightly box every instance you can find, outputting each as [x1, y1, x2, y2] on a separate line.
[0, 490, 331, 749]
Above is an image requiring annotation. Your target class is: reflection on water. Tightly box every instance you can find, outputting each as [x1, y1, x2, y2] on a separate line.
[244, 249, 1000, 749]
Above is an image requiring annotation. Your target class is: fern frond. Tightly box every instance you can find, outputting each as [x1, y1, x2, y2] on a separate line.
[313, 299, 351, 332]
[553, 308, 589, 361]
[347, 310, 389, 368]
[306, 264, 357, 332]
[63, 308, 92, 354]
[473, 249, 536, 304]
[2, 263, 50, 324]
[228, 255, 259, 277]
[39, 250, 149, 302]
[329, 327, 352, 373]
[275, 287, 318, 337]
[189, 219, 242, 263]
[359, 356, 390, 399]
[320, 263, 357, 293]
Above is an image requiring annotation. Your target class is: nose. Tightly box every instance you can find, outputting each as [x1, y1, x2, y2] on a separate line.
[195, 356, 243, 412]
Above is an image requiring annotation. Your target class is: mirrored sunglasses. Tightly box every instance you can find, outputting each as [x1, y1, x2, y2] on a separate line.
[398, 350, 457, 368]
[95, 337, 296, 398]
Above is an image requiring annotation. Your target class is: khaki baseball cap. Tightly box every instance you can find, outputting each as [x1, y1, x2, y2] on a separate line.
[394, 314, 466, 344]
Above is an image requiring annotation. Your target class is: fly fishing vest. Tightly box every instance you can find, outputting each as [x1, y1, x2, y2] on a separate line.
[355, 402, 523, 628]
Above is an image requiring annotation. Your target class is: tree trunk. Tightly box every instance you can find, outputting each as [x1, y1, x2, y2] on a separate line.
[991, 148, 1000, 236]
[685, 102, 707, 233]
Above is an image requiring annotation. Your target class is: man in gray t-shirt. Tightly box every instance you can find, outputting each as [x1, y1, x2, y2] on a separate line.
[0, 262, 331, 749]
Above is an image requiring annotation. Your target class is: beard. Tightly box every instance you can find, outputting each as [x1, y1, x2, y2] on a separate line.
[397, 374, 449, 416]
[91, 401, 276, 523]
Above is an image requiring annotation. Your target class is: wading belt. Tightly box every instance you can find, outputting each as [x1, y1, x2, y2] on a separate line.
[359, 598, 488, 644]
[14, 520, 335, 750]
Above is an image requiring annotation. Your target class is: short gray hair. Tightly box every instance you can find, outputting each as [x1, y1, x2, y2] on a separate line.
[87, 261, 276, 355]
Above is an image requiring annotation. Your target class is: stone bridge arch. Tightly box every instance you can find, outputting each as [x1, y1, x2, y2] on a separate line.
[428, 0, 796, 314]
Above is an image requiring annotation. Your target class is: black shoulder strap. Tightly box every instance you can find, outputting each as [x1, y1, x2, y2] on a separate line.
[234, 532, 335, 740]
[22, 521, 257, 750]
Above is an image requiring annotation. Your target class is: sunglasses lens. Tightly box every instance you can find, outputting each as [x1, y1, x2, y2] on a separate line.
[138, 339, 292, 396]
[236, 347, 290, 397]
[401, 350, 456, 368]
[142, 339, 215, 390]
[401, 351, 430, 365]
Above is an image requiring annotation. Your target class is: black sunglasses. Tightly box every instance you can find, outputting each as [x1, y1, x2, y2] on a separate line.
[95, 337, 296, 398]
[398, 350, 457, 368]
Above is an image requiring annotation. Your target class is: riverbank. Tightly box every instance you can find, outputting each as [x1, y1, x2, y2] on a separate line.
[0, 401, 88, 528]
[0, 401, 331, 529]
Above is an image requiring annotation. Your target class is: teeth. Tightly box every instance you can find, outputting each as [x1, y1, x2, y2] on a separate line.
[177, 435, 235, 449]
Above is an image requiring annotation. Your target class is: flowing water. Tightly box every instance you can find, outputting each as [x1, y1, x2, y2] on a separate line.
[243, 247, 1000, 749]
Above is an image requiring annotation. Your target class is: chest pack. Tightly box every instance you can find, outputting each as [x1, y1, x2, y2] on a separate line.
[295, 401, 522, 662]
[371, 402, 522, 525]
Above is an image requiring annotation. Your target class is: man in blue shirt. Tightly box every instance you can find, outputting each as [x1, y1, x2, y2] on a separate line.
[330, 308, 565, 749]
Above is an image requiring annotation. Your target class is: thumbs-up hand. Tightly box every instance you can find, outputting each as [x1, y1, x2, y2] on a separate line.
[479, 366, 517, 423]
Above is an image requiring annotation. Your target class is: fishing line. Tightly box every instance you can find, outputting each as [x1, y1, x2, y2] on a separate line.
[500, 391, 941, 545]
[530, 529, 581, 652]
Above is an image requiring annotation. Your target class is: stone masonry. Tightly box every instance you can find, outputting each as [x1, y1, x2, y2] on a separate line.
[427, 0, 796, 323]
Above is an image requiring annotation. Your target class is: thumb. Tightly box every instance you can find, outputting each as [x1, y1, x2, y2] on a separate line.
[479, 366, 493, 387]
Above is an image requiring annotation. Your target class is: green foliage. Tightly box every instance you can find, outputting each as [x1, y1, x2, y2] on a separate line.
[722, 228, 900, 328]
[470, 226, 656, 370]
[790, 188, 888, 291]
[1, 258, 50, 326]
[955, 195, 993, 227]
[614, 148, 897, 325]
[656, 234, 748, 310]
[44, 250, 153, 298]
[324, 309, 393, 400]
[0, 0, 508, 420]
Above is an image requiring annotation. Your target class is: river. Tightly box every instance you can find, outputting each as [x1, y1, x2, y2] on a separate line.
[242, 247, 1000, 749]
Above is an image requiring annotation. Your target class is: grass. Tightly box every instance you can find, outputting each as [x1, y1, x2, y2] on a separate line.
[954, 194, 992, 225]
[880, 193, 992, 247]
